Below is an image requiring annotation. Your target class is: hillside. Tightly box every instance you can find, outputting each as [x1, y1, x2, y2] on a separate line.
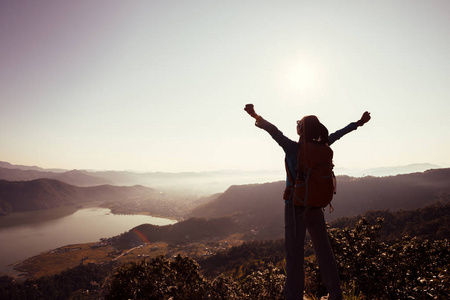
[190, 182, 285, 239]
[331, 168, 450, 219]
[331, 200, 450, 243]
[190, 168, 450, 239]
[108, 216, 238, 249]
[0, 179, 156, 215]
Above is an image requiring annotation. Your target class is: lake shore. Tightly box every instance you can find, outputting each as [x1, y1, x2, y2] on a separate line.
[0, 207, 177, 277]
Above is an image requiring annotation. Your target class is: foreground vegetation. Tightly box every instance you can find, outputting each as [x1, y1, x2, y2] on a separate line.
[1, 205, 448, 299]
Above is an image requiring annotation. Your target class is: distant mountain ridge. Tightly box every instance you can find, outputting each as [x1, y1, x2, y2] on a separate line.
[0, 161, 283, 192]
[1, 161, 445, 193]
[0, 168, 114, 187]
[0, 161, 66, 173]
[336, 163, 441, 177]
[0, 178, 155, 215]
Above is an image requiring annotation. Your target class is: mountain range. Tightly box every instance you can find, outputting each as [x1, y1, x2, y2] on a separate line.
[0, 161, 443, 194]
[109, 168, 450, 248]
[0, 161, 67, 173]
[0, 168, 114, 187]
[1, 160, 449, 236]
[335, 163, 442, 177]
[190, 168, 450, 239]
[0, 164, 282, 194]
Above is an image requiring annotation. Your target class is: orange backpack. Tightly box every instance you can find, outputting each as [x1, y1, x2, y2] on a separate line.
[286, 141, 336, 210]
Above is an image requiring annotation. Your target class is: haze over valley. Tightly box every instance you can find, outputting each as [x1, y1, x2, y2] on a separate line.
[0, 161, 448, 239]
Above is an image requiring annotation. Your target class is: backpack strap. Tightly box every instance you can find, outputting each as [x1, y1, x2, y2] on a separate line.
[285, 158, 295, 187]
[297, 119, 308, 180]
[285, 145, 307, 207]
[284, 158, 298, 237]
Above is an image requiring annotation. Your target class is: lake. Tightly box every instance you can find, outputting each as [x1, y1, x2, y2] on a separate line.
[0, 206, 177, 275]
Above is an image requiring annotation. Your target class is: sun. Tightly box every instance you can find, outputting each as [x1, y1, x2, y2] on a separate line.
[275, 56, 326, 102]
[285, 61, 318, 93]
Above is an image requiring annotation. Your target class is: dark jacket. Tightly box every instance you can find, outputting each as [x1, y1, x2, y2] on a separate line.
[255, 117, 358, 187]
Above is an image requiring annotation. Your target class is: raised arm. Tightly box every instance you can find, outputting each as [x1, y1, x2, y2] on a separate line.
[329, 111, 371, 145]
[244, 104, 297, 152]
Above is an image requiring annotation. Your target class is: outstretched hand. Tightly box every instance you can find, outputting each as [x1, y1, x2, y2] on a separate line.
[244, 104, 258, 118]
[358, 111, 371, 126]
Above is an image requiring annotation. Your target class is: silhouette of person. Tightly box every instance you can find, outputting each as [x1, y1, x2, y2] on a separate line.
[244, 104, 371, 300]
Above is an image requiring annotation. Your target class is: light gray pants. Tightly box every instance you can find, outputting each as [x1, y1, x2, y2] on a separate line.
[284, 204, 343, 300]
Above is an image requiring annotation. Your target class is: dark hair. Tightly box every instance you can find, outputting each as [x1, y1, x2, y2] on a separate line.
[298, 115, 329, 144]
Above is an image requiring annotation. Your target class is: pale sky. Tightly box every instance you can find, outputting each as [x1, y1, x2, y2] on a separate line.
[1, 0, 449, 173]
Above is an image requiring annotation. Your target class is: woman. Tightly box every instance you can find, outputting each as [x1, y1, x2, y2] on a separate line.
[244, 104, 370, 300]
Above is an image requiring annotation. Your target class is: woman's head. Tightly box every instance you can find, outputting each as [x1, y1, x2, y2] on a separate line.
[297, 115, 329, 144]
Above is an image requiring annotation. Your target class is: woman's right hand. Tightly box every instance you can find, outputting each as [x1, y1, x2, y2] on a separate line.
[244, 104, 257, 118]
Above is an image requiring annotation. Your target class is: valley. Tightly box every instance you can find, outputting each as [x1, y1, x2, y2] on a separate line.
[0, 162, 449, 299]
[4, 201, 448, 300]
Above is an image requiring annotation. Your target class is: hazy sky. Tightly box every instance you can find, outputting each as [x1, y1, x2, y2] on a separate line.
[1, 0, 449, 173]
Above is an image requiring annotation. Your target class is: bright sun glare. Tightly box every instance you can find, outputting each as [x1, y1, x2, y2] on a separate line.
[285, 61, 318, 93]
